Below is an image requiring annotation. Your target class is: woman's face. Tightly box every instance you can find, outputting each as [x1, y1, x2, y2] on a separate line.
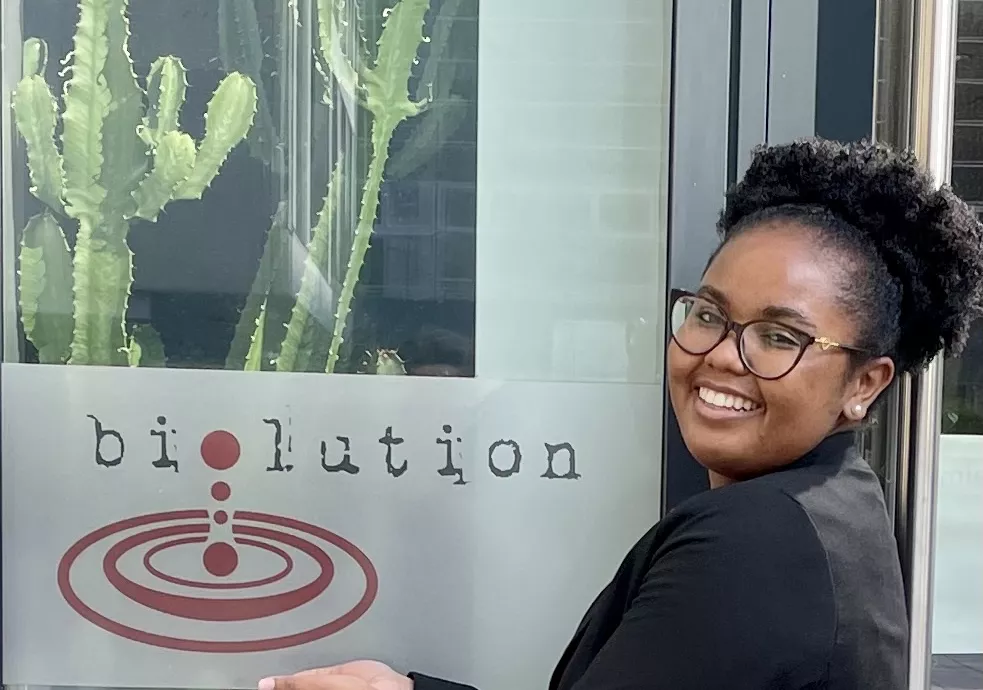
[667, 222, 894, 482]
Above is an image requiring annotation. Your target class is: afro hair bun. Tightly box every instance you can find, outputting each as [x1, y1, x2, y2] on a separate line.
[717, 138, 983, 373]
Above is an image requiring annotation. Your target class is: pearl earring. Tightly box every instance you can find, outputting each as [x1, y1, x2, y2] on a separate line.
[854, 404, 864, 417]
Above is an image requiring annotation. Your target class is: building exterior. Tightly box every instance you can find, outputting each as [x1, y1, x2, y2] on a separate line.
[0, 1, 978, 689]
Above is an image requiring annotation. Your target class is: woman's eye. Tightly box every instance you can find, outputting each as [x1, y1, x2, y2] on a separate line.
[696, 308, 724, 324]
[764, 331, 800, 348]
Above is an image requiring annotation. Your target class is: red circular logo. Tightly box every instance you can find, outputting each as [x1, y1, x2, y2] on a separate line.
[56, 430, 377, 652]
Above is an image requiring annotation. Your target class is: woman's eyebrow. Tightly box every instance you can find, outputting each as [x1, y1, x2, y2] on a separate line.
[696, 285, 729, 307]
[696, 286, 819, 329]
[761, 304, 817, 329]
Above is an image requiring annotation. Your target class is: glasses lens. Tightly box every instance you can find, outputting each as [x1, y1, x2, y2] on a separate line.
[741, 321, 807, 378]
[671, 295, 727, 354]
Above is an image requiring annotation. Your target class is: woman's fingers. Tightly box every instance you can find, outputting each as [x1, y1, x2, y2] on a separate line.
[259, 671, 368, 690]
[259, 661, 411, 690]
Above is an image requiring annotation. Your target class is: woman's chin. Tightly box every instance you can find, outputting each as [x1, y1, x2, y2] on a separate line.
[679, 428, 760, 479]
[679, 408, 761, 466]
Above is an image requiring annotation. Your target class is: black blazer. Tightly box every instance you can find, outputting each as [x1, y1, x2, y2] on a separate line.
[410, 431, 908, 690]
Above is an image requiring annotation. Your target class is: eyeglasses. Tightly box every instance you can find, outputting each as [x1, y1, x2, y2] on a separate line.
[668, 289, 868, 380]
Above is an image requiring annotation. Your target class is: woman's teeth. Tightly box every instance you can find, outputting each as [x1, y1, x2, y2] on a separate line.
[698, 386, 760, 412]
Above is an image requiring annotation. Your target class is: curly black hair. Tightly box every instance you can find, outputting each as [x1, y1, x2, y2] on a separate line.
[714, 138, 983, 374]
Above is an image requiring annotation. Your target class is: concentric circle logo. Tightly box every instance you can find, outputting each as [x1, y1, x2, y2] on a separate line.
[57, 429, 378, 652]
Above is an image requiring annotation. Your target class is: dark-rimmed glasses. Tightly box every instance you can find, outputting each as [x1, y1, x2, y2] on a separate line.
[668, 289, 868, 380]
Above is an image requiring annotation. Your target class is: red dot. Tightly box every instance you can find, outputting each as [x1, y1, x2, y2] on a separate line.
[214, 510, 228, 525]
[201, 430, 239, 470]
[211, 481, 231, 501]
[203, 542, 238, 577]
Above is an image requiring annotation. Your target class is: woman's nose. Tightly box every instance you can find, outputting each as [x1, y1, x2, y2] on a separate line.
[702, 331, 749, 375]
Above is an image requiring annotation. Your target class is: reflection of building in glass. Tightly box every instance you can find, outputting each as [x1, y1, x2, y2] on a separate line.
[946, 0, 983, 434]
[934, 4, 983, 688]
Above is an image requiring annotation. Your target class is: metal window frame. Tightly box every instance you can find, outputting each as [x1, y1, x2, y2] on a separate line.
[874, 2, 957, 688]
[665, 0, 734, 296]
[660, 0, 735, 511]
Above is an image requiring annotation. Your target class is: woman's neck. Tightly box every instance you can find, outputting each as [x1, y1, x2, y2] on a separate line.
[706, 429, 858, 490]
[708, 470, 735, 489]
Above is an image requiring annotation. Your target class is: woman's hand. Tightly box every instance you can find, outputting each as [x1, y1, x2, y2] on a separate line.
[259, 661, 412, 690]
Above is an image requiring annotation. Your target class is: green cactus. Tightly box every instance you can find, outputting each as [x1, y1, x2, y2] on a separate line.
[218, 0, 277, 164]
[225, 203, 290, 370]
[322, 0, 430, 373]
[275, 158, 345, 372]
[231, 0, 431, 375]
[244, 298, 270, 372]
[127, 323, 166, 368]
[12, 0, 257, 366]
[387, 0, 468, 179]
[18, 212, 73, 364]
[228, 158, 343, 375]
[357, 348, 407, 375]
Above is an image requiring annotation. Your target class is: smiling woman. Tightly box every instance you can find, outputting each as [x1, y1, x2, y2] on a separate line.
[665, 140, 982, 493]
[259, 139, 983, 690]
[666, 222, 899, 484]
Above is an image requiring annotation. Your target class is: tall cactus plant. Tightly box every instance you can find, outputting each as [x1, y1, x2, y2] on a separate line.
[218, 0, 277, 164]
[322, 0, 430, 373]
[229, 0, 430, 375]
[12, 0, 257, 366]
[387, 0, 468, 180]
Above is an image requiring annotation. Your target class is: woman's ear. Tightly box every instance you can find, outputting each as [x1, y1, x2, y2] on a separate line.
[843, 356, 895, 420]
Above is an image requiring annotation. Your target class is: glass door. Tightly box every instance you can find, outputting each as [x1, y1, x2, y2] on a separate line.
[869, 1, 981, 687]
[930, 3, 983, 687]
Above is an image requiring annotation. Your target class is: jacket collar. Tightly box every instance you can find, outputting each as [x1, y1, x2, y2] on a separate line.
[788, 428, 858, 471]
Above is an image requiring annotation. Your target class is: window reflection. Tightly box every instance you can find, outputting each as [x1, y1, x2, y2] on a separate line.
[932, 2, 983, 688]
[6, 0, 477, 376]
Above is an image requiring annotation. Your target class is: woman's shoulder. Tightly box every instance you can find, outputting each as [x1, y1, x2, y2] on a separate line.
[665, 479, 817, 533]
[627, 481, 830, 578]
[662, 440, 883, 545]
[600, 481, 840, 688]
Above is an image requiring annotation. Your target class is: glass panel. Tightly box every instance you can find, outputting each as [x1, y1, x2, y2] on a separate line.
[2, 0, 478, 375]
[0, 1, 672, 689]
[932, 2, 983, 688]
